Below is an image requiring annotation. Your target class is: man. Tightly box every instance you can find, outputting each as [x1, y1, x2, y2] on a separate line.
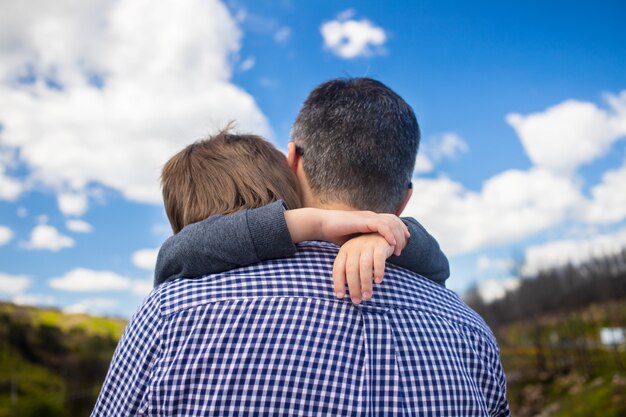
[92, 78, 510, 416]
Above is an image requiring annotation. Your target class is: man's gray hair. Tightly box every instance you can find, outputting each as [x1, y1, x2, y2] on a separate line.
[291, 77, 420, 213]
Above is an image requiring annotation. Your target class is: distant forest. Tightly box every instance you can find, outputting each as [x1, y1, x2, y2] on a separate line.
[466, 249, 626, 329]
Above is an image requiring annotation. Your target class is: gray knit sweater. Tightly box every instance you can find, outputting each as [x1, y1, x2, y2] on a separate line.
[155, 200, 450, 287]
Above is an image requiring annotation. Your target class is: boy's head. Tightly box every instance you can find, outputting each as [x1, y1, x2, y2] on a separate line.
[162, 129, 301, 233]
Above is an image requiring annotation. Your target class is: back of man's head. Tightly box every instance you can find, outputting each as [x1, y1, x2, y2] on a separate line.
[291, 77, 420, 213]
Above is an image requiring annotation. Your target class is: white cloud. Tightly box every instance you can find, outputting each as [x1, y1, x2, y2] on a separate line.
[0, 225, 13, 245]
[132, 248, 159, 270]
[259, 77, 278, 88]
[477, 278, 521, 304]
[405, 168, 581, 255]
[233, 7, 247, 23]
[24, 223, 75, 251]
[506, 91, 626, 174]
[0, 0, 271, 206]
[239, 56, 255, 72]
[151, 222, 172, 237]
[336, 9, 357, 21]
[429, 133, 469, 161]
[477, 256, 515, 274]
[407, 93, 626, 256]
[49, 267, 132, 291]
[522, 227, 626, 276]
[132, 279, 153, 296]
[502, 91, 626, 230]
[0, 272, 30, 294]
[57, 192, 88, 216]
[0, 149, 23, 200]
[578, 154, 626, 224]
[415, 133, 469, 174]
[321, 11, 386, 59]
[48, 267, 152, 299]
[414, 153, 434, 173]
[66, 219, 93, 233]
[274, 27, 291, 44]
[0, 165, 22, 201]
[63, 297, 118, 315]
[13, 293, 56, 307]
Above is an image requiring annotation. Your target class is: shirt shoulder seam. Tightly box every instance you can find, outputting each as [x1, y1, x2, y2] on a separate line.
[158, 294, 495, 342]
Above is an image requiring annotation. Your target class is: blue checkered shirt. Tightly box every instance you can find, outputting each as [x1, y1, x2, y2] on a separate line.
[92, 241, 510, 416]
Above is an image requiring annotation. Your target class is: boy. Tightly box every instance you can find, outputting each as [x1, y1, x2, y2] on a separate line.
[155, 129, 449, 304]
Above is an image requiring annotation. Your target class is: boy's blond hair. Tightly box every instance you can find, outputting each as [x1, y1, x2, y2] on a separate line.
[161, 129, 302, 233]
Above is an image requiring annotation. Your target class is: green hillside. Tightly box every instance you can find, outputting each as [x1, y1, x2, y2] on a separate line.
[498, 300, 626, 416]
[0, 302, 125, 417]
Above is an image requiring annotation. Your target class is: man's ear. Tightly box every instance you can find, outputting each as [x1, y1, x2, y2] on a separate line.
[287, 142, 300, 174]
[395, 186, 413, 216]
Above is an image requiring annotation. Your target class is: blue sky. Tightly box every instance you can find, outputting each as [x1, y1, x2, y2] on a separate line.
[1, 0, 625, 317]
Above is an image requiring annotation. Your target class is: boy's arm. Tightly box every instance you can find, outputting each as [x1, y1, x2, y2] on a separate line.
[389, 217, 450, 286]
[155, 200, 295, 287]
[155, 201, 408, 287]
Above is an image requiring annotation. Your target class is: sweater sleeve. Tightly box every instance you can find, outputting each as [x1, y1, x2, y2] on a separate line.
[388, 217, 450, 286]
[154, 200, 296, 287]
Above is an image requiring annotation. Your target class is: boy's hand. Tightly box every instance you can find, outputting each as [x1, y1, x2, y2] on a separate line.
[332, 233, 397, 305]
[317, 210, 409, 256]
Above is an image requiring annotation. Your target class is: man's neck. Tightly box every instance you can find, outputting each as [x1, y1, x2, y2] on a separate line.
[294, 159, 359, 212]
[309, 200, 358, 211]
[303, 192, 359, 211]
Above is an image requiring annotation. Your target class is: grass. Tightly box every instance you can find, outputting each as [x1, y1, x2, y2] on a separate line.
[0, 303, 126, 340]
[495, 300, 626, 416]
[0, 348, 66, 417]
[0, 302, 125, 417]
[552, 373, 626, 417]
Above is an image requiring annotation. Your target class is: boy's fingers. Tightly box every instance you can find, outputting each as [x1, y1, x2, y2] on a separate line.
[380, 215, 403, 239]
[373, 245, 387, 284]
[346, 250, 362, 304]
[384, 216, 406, 251]
[394, 233, 406, 256]
[359, 247, 374, 301]
[390, 230, 402, 256]
[393, 226, 405, 254]
[332, 251, 347, 298]
[373, 222, 396, 246]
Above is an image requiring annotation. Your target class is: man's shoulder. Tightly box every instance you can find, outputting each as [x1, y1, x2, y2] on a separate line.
[155, 241, 336, 316]
[294, 243, 495, 339]
[155, 241, 495, 342]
